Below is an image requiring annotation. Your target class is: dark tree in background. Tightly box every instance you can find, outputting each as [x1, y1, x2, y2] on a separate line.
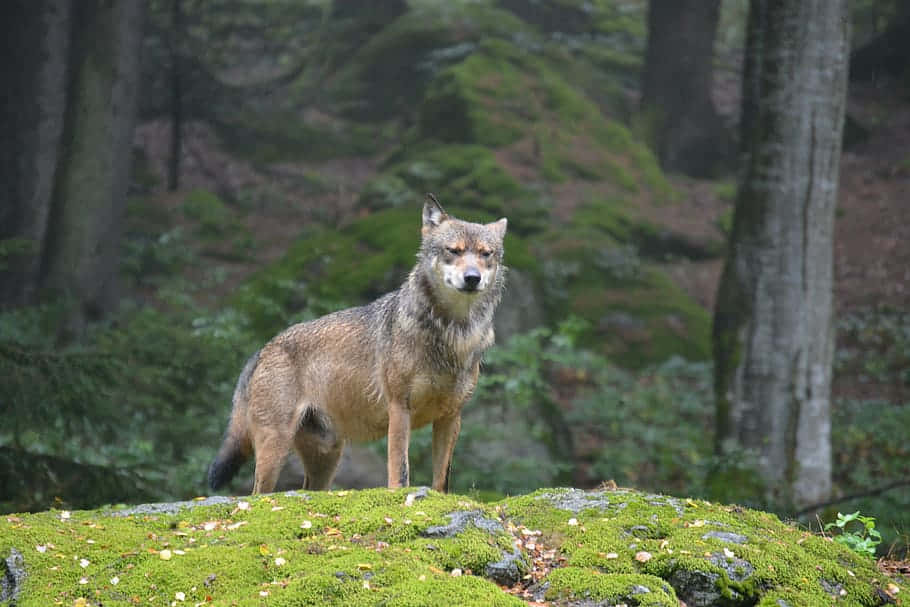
[712, 0, 850, 510]
[640, 0, 731, 178]
[0, 0, 145, 335]
[0, 1, 72, 308]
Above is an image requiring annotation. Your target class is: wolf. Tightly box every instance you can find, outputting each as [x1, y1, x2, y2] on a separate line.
[208, 194, 507, 494]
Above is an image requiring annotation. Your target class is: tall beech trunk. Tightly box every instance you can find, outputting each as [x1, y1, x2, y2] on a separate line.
[713, 0, 849, 510]
[40, 0, 145, 333]
[640, 0, 731, 178]
[0, 1, 72, 306]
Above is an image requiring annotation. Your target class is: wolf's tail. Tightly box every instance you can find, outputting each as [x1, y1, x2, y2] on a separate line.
[208, 351, 259, 491]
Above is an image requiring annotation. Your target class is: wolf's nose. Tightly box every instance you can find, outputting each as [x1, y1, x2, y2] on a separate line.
[463, 268, 481, 290]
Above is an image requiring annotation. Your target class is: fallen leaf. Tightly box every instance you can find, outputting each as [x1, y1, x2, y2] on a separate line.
[274, 557, 286, 566]
[887, 583, 900, 595]
[259, 545, 270, 556]
[605, 552, 619, 559]
[567, 518, 579, 526]
[61, 511, 71, 520]
[634, 551, 652, 563]
[357, 563, 372, 570]
[79, 558, 90, 568]
[111, 576, 119, 585]
[159, 549, 173, 560]
[451, 568, 463, 577]
[300, 520, 313, 529]
[175, 591, 186, 601]
[723, 548, 735, 558]
[36, 545, 47, 553]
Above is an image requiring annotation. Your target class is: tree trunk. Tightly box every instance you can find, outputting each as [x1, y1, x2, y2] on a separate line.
[0, 1, 72, 307]
[712, 0, 849, 510]
[40, 0, 145, 333]
[167, 0, 183, 192]
[640, 0, 732, 178]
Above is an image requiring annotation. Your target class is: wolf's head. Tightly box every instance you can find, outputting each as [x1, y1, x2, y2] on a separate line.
[417, 194, 507, 318]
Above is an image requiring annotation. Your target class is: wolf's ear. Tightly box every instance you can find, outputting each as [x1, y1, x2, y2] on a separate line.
[487, 217, 507, 240]
[423, 193, 448, 230]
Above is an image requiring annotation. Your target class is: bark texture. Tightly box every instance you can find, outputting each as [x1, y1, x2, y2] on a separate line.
[714, 0, 849, 506]
[712, 0, 849, 509]
[640, 0, 731, 178]
[0, 1, 72, 306]
[40, 0, 145, 330]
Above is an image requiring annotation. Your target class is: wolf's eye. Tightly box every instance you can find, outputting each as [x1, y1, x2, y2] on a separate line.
[480, 250, 493, 258]
[446, 246, 463, 255]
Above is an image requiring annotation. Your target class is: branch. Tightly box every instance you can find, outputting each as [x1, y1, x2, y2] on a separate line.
[794, 478, 910, 516]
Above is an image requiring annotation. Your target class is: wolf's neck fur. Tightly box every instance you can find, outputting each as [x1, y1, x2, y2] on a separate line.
[392, 267, 504, 369]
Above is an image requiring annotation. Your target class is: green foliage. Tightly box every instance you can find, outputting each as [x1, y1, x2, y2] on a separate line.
[837, 308, 910, 385]
[824, 511, 883, 558]
[0, 297, 259, 512]
[831, 397, 910, 556]
[182, 189, 235, 236]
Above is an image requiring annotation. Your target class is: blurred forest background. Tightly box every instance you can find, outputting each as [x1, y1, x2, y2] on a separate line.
[2, 0, 909, 556]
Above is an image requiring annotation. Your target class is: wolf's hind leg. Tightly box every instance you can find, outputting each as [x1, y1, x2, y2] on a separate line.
[294, 405, 343, 490]
[251, 428, 292, 494]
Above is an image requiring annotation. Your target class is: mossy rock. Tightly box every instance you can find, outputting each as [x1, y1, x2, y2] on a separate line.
[573, 197, 723, 261]
[326, 2, 531, 121]
[362, 143, 548, 234]
[231, 206, 536, 339]
[2, 488, 904, 606]
[538, 221, 711, 367]
[416, 37, 668, 194]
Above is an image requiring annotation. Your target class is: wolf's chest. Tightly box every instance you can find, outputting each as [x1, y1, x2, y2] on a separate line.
[408, 369, 473, 424]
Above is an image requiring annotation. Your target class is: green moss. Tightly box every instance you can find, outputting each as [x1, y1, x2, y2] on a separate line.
[364, 143, 548, 234]
[546, 568, 677, 606]
[1, 489, 528, 606]
[415, 37, 669, 194]
[537, 220, 711, 366]
[327, 2, 530, 121]
[502, 488, 903, 607]
[2, 488, 904, 606]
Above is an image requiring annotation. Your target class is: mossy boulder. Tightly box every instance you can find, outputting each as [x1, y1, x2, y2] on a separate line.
[2, 488, 904, 606]
[417, 37, 668, 193]
[361, 143, 548, 234]
[537, 200, 713, 366]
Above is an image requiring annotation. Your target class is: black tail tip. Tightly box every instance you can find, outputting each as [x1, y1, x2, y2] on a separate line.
[207, 453, 243, 491]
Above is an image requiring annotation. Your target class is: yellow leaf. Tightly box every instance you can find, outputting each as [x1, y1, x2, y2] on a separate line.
[259, 545, 270, 556]
[357, 563, 372, 570]
[159, 549, 172, 560]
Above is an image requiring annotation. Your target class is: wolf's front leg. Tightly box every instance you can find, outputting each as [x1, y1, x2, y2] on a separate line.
[387, 400, 411, 488]
[431, 413, 461, 492]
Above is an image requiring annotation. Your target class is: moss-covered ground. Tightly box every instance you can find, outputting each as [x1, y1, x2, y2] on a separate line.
[2, 488, 904, 606]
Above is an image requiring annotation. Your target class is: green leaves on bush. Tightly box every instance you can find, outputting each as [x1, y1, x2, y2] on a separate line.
[824, 511, 882, 558]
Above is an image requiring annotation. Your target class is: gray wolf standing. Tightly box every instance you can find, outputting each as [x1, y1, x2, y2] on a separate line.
[208, 194, 507, 493]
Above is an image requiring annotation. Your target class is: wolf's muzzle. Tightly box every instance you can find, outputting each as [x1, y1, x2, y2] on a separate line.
[462, 267, 481, 291]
